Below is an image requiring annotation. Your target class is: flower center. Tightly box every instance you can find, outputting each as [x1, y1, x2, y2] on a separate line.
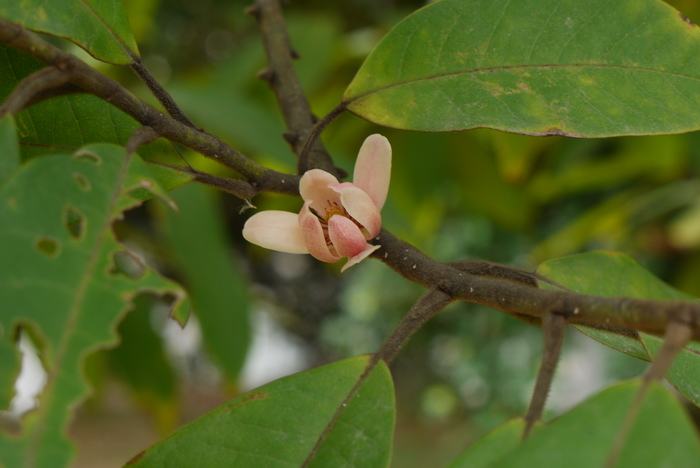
[323, 201, 346, 222]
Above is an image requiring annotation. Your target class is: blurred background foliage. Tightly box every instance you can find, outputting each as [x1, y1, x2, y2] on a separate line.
[6, 0, 700, 466]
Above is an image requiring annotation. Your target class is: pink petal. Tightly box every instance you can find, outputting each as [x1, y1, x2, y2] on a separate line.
[342, 244, 381, 272]
[242, 210, 308, 254]
[353, 134, 392, 210]
[328, 215, 372, 258]
[330, 183, 381, 238]
[298, 203, 340, 263]
[299, 169, 340, 213]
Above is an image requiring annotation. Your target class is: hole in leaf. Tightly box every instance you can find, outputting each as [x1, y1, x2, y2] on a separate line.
[64, 206, 85, 240]
[11, 330, 48, 418]
[110, 250, 146, 279]
[72, 173, 91, 192]
[72, 150, 101, 165]
[35, 237, 60, 257]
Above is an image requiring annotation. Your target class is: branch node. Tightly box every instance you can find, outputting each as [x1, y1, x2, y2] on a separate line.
[282, 131, 301, 145]
[256, 67, 276, 84]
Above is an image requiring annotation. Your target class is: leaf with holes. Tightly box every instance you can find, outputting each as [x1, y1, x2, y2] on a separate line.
[158, 184, 251, 381]
[0, 0, 138, 64]
[493, 380, 700, 467]
[0, 142, 185, 467]
[345, 0, 700, 137]
[128, 356, 396, 468]
[538, 251, 700, 407]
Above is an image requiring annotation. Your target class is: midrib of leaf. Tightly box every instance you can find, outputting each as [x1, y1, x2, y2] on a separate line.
[77, 0, 137, 60]
[24, 152, 134, 465]
[345, 62, 700, 102]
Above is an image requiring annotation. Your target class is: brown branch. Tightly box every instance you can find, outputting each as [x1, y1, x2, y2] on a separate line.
[249, 0, 343, 177]
[130, 58, 197, 128]
[372, 230, 700, 340]
[0, 19, 297, 196]
[301, 288, 453, 467]
[523, 313, 567, 439]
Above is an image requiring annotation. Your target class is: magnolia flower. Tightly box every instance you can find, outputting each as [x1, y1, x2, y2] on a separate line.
[243, 134, 392, 271]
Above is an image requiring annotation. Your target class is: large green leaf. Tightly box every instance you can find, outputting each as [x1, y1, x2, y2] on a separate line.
[128, 356, 396, 468]
[0, 142, 185, 468]
[158, 184, 251, 381]
[464, 380, 700, 468]
[0, 0, 138, 64]
[450, 381, 700, 467]
[537, 251, 700, 406]
[493, 380, 700, 467]
[345, 0, 700, 137]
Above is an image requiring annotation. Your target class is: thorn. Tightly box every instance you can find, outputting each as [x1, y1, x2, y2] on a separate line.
[256, 67, 275, 84]
[290, 48, 300, 60]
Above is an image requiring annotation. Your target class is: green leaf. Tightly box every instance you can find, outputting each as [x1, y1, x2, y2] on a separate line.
[449, 419, 524, 468]
[101, 294, 179, 432]
[0, 0, 138, 64]
[158, 184, 251, 381]
[345, 0, 700, 137]
[0, 114, 18, 185]
[0, 143, 185, 467]
[537, 251, 700, 406]
[493, 380, 700, 467]
[128, 356, 396, 468]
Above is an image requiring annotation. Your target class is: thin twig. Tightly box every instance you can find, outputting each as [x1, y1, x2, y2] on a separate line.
[0, 19, 297, 195]
[296, 102, 346, 173]
[301, 288, 453, 467]
[523, 313, 567, 439]
[131, 58, 197, 128]
[0, 66, 73, 115]
[250, 0, 343, 176]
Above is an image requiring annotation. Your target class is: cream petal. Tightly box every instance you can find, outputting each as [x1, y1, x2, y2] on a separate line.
[331, 183, 381, 238]
[353, 134, 392, 210]
[242, 210, 308, 254]
[341, 244, 381, 272]
[328, 215, 371, 258]
[299, 169, 340, 213]
[298, 203, 340, 263]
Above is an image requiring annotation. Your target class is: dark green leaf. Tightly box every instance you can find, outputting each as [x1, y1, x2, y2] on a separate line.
[0, 0, 138, 64]
[345, 0, 700, 137]
[129, 356, 396, 468]
[0, 143, 185, 467]
[158, 184, 250, 381]
[493, 380, 700, 467]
